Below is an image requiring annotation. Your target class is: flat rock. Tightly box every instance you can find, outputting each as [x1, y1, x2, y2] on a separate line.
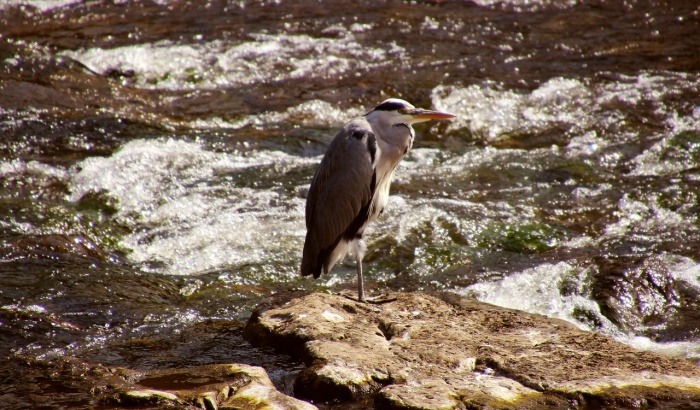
[109, 363, 317, 409]
[244, 292, 700, 409]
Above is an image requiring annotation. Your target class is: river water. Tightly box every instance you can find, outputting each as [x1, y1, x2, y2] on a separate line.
[1, 0, 699, 407]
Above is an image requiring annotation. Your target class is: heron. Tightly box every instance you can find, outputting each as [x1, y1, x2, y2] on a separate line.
[300, 98, 456, 302]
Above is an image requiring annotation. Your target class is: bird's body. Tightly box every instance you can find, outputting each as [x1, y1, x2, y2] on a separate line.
[301, 99, 455, 301]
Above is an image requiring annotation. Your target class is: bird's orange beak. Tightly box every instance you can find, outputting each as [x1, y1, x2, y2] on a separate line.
[408, 108, 457, 123]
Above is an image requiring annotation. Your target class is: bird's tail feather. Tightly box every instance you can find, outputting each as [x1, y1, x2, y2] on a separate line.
[300, 235, 323, 278]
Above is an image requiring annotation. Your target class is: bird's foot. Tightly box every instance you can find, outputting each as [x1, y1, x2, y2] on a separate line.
[364, 294, 398, 304]
[339, 290, 396, 304]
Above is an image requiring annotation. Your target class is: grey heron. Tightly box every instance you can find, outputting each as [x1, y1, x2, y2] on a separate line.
[301, 98, 456, 301]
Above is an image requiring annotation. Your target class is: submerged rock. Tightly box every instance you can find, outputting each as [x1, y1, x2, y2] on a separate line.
[109, 363, 316, 409]
[244, 292, 700, 409]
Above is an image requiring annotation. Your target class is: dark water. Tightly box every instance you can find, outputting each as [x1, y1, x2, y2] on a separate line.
[1, 0, 699, 407]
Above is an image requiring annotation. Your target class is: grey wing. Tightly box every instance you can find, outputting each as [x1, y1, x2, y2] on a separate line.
[301, 121, 378, 278]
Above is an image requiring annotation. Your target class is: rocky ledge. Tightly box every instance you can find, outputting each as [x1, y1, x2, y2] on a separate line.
[244, 292, 700, 409]
[105, 363, 316, 409]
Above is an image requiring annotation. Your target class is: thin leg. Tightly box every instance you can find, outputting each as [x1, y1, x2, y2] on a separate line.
[356, 256, 365, 302]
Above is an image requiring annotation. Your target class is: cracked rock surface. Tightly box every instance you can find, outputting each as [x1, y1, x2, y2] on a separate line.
[244, 292, 700, 409]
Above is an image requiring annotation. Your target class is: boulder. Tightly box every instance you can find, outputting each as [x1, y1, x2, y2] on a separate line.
[110, 363, 317, 409]
[244, 292, 700, 409]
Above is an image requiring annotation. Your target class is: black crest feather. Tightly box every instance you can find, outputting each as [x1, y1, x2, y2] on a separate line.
[371, 100, 407, 112]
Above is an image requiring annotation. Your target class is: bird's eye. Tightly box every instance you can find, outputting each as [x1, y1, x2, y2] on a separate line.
[398, 108, 409, 115]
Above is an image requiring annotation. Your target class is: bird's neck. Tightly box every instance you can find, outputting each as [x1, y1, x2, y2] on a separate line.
[371, 122, 414, 160]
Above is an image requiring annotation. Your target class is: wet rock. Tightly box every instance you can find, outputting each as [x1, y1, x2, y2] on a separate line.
[119, 389, 182, 407]
[244, 292, 700, 409]
[110, 363, 317, 410]
[12, 234, 108, 260]
[594, 254, 700, 341]
[3, 355, 313, 409]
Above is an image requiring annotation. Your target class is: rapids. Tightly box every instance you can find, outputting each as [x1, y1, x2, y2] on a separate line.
[1, 0, 698, 407]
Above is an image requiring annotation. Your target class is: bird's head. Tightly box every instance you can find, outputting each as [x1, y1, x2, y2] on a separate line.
[365, 98, 456, 126]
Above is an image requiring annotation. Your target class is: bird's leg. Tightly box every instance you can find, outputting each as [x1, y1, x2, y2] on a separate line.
[353, 238, 367, 302]
[356, 256, 365, 302]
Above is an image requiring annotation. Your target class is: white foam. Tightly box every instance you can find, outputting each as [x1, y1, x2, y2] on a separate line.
[565, 131, 604, 158]
[469, 0, 579, 10]
[66, 138, 505, 279]
[628, 126, 700, 177]
[1, 0, 81, 11]
[2, 303, 47, 314]
[431, 72, 700, 146]
[62, 33, 404, 91]
[464, 262, 608, 329]
[461, 260, 700, 360]
[626, 337, 700, 361]
[69, 138, 316, 276]
[219, 99, 365, 131]
[371, 147, 513, 232]
[601, 194, 686, 242]
[0, 159, 69, 180]
[432, 78, 594, 142]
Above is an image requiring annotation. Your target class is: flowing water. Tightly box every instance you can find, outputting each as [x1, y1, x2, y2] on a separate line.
[1, 0, 699, 407]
